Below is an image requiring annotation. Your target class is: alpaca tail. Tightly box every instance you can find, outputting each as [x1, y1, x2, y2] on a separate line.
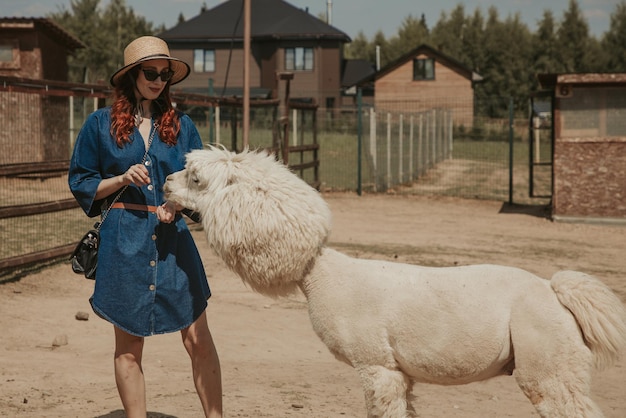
[551, 271, 626, 370]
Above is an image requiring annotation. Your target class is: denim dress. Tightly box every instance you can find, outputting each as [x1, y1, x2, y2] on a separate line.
[68, 107, 211, 337]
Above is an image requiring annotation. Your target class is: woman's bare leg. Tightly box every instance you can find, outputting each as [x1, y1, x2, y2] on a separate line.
[181, 312, 223, 418]
[114, 326, 146, 418]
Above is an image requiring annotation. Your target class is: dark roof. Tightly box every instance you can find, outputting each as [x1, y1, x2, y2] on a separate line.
[341, 59, 376, 88]
[376, 44, 481, 82]
[0, 17, 85, 50]
[537, 73, 626, 89]
[159, 0, 350, 43]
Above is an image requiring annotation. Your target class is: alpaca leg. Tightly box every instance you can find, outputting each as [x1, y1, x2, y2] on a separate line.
[356, 365, 412, 418]
[512, 313, 604, 417]
[515, 365, 604, 418]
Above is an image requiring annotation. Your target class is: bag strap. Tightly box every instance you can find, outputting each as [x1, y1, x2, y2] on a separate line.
[96, 123, 158, 231]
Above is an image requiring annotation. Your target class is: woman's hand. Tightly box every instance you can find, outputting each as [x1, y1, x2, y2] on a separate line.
[123, 164, 150, 187]
[157, 200, 183, 223]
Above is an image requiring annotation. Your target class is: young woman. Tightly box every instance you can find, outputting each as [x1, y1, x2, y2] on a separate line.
[68, 36, 222, 418]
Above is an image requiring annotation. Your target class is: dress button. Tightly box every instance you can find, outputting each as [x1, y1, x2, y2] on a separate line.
[149, 260, 156, 267]
[147, 184, 154, 191]
[151, 234, 157, 241]
[149, 284, 155, 291]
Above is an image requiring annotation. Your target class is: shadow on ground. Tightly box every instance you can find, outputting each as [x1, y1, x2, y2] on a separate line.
[499, 202, 551, 219]
[96, 411, 177, 418]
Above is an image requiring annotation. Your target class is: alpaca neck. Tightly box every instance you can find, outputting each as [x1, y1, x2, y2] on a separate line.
[298, 248, 344, 301]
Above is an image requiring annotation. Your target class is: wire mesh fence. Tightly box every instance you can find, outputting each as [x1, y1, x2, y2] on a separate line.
[0, 79, 547, 277]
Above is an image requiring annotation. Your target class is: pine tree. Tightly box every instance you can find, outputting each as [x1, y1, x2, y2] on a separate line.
[48, 0, 156, 84]
[556, 0, 591, 72]
[602, 1, 626, 71]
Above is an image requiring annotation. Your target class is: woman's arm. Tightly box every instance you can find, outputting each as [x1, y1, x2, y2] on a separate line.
[94, 163, 150, 201]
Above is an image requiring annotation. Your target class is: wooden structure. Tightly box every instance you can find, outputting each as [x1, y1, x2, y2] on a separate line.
[0, 18, 85, 164]
[374, 44, 481, 127]
[537, 73, 626, 222]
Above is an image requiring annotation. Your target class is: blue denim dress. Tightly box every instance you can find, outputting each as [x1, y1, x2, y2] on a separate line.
[68, 107, 210, 337]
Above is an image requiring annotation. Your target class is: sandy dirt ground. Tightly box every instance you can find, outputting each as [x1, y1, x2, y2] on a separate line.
[1, 193, 625, 418]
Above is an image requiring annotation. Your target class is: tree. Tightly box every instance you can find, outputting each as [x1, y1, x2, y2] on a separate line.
[101, 0, 155, 77]
[430, 4, 467, 58]
[556, 0, 592, 72]
[602, 1, 626, 71]
[371, 31, 392, 69]
[459, 8, 486, 73]
[387, 14, 430, 59]
[475, 7, 533, 114]
[48, 0, 156, 84]
[49, 0, 102, 83]
[531, 10, 563, 88]
[344, 31, 370, 60]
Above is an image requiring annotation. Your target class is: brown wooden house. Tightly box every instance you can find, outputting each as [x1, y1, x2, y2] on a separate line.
[0, 17, 84, 81]
[159, 0, 351, 111]
[537, 73, 626, 222]
[0, 17, 85, 164]
[374, 44, 481, 127]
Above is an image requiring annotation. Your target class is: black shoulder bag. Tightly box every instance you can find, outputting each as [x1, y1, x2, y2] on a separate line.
[70, 125, 156, 279]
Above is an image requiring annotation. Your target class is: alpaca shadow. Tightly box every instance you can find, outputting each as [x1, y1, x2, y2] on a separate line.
[498, 202, 551, 219]
[95, 411, 177, 418]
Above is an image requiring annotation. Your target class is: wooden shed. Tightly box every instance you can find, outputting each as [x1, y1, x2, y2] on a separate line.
[537, 73, 626, 222]
[374, 44, 481, 127]
[0, 17, 84, 164]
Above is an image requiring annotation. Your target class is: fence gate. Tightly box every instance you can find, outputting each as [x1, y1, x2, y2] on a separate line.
[529, 93, 553, 198]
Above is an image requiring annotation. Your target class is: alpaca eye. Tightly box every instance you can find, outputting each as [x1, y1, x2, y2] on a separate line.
[191, 175, 199, 184]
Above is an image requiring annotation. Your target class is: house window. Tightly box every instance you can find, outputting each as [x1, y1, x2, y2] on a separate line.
[0, 39, 19, 70]
[285, 47, 314, 71]
[413, 58, 434, 81]
[193, 49, 215, 72]
[0, 45, 12, 62]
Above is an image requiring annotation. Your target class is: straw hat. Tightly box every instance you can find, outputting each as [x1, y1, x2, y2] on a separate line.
[110, 36, 190, 87]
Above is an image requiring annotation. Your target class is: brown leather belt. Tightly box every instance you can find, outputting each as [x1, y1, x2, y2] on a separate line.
[111, 202, 158, 212]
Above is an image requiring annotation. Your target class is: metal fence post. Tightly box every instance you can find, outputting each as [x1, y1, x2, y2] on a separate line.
[208, 78, 214, 144]
[386, 112, 391, 190]
[409, 115, 414, 181]
[508, 96, 514, 205]
[357, 88, 362, 196]
[369, 107, 377, 192]
[399, 114, 404, 183]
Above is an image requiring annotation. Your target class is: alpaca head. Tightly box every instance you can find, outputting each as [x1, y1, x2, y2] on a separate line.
[164, 146, 332, 297]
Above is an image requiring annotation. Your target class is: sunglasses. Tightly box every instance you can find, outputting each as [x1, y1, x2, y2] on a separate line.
[141, 68, 175, 82]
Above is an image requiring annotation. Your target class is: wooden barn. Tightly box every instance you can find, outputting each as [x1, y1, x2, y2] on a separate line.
[537, 73, 626, 222]
[0, 17, 84, 164]
[373, 44, 481, 127]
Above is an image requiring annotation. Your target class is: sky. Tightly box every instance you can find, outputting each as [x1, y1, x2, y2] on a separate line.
[3, 0, 622, 40]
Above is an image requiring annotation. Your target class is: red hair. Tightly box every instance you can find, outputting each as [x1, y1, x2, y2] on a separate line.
[109, 68, 181, 147]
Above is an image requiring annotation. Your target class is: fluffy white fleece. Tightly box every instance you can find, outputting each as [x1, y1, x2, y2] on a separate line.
[164, 147, 626, 418]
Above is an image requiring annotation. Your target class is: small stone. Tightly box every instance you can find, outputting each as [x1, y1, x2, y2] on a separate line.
[75, 311, 90, 321]
[291, 403, 304, 409]
[52, 334, 68, 347]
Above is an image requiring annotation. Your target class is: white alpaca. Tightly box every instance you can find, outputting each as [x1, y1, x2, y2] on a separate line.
[164, 147, 626, 418]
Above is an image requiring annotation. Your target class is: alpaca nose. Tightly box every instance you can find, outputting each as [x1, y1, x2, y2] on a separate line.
[163, 179, 172, 195]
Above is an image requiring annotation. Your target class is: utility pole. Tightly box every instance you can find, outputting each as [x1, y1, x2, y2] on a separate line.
[243, 0, 250, 148]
